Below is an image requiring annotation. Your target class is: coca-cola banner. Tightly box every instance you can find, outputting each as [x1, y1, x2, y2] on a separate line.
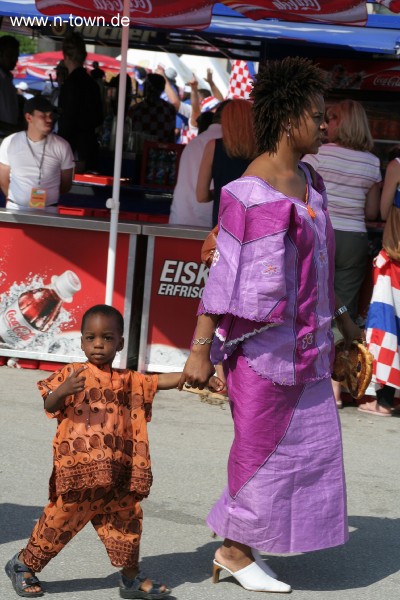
[319, 58, 400, 91]
[0, 222, 133, 366]
[140, 236, 208, 372]
[34, 0, 368, 28]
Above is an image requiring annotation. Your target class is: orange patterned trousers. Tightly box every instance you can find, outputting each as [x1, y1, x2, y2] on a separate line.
[23, 487, 143, 572]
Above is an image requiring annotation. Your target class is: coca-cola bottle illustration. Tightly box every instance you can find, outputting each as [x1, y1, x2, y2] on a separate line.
[0, 271, 81, 348]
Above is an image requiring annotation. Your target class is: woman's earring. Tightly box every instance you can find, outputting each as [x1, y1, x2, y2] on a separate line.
[286, 122, 291, 138]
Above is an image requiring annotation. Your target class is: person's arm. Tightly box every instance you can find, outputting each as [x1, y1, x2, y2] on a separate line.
[196, 140, 215, 203]
[155, 65, 180, 111]
[380, 159, 400, 221]
[59, 167, 73, 195]
[44, 365, 87, 413]
[158, 369, 224, 391]
[334, 296, 363, 348]
[0, 163, 10, 197]
[178, 313, 220, 390]
[188, 75, 200, 129]
[205, 68, 224, 102]
[364, 181, 380, 221]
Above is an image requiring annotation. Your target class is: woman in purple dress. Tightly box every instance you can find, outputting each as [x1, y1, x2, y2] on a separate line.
[179, 57, 361, 593]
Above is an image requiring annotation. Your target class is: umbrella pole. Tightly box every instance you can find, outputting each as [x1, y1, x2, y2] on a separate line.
[105, 0, 130, 305]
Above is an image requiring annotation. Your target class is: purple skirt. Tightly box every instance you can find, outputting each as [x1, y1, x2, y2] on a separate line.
[207, 350, 348, 554]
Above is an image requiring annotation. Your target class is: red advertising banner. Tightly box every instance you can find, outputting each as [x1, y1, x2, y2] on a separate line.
[144, 236, 208, 371]
[224, 0, 367, 26]
[35, 0, 368, 28]
[0, 223, 131, 364]
[319, 58, 400, 92]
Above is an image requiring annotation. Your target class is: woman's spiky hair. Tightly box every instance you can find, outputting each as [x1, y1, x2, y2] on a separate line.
[251, 57, 327, 154]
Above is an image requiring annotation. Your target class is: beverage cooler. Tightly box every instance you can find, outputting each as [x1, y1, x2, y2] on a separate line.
[0, 209, 140, 369]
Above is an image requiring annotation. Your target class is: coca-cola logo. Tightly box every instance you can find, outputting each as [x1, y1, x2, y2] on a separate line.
[93, 0, 152, 14]
[373, 75, 400, 88]
[272, 0, 321, 12]
[5, 309, 34, 341]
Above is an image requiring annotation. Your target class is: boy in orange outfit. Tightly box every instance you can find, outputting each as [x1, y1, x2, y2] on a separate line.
[6, 304, 223, 599]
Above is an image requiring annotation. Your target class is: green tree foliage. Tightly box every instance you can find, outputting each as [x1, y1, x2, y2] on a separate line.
[0, 32, 38, 55]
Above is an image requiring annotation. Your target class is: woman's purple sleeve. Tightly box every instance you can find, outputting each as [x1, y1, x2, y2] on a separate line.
[198, 178, 292, 325]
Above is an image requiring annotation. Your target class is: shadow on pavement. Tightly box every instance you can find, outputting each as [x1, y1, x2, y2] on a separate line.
[2, 507, 399, 594]
[0, 503, 43, 545]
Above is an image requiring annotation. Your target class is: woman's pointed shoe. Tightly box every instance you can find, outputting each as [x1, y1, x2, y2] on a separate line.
[251, 549, 278, 579]
[212, 559, 291, 593]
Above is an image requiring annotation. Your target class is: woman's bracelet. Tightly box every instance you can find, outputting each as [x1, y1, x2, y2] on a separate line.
[192, 336, 214, 345]
[334, 305, 348, 319]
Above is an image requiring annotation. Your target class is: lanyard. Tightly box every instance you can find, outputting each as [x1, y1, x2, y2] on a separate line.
[26, 133, 47, 186]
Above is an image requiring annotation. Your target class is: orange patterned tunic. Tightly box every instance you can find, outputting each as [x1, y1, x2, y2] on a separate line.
[37, 362, 158, 503]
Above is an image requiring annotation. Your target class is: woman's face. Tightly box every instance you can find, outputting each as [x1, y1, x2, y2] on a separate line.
[326, 108, 338, 142]
[291, 94, 327, 155]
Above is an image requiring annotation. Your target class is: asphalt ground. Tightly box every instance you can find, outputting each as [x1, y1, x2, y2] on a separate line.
[0, 366, 399, 600]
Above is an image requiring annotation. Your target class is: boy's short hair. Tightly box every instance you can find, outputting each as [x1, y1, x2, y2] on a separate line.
[81, 305, 124, 334]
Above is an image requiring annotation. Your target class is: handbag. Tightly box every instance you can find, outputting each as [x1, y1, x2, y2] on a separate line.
[200, 162, 320, 268]
[332, 340, 373, 400]
[201, 225, 219, 268]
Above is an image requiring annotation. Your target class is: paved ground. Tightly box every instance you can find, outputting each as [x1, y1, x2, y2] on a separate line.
[0, 366, 399, 600]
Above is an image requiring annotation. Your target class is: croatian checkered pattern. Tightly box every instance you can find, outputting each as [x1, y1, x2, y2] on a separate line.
[366, 249, 400, 388]
[180, 126, 197, 145]
[227, 61, 254, 100]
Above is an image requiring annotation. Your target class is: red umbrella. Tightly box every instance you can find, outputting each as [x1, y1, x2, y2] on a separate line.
[35, 0, 372, 27]
[15, 51, 134, 81]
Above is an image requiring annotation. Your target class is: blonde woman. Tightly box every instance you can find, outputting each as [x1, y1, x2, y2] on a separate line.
[196, 98, 256, 226]
[303, 99, 381, 407]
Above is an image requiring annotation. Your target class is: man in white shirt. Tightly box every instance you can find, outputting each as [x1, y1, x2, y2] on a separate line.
[0, 96, 74, 212]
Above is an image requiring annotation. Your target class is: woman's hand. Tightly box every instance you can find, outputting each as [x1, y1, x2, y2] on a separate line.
[336, 313, 364, 349]
[178, 350, 215, 390]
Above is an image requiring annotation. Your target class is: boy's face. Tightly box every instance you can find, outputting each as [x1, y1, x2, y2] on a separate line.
[81, 313, 124, 367]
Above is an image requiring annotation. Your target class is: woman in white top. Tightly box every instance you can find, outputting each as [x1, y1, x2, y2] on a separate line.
[304, 99, 381, 406]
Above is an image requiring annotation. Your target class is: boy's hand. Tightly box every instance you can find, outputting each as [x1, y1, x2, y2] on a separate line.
[207, 375, 225, 393]
[60, 365, 86, 396]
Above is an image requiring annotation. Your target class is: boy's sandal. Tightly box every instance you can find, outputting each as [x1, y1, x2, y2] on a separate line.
[119, 572, 171, 599]
[5, 552, 43, 597]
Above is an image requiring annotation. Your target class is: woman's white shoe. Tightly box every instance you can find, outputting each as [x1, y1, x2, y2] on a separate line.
[251, 549, 278, 579]
[212, 559, 291, 593]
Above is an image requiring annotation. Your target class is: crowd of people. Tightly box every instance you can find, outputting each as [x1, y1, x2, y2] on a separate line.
[1, 35, 400, 598]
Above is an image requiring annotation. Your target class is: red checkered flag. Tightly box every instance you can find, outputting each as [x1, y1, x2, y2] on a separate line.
[227, 60, 255, 100]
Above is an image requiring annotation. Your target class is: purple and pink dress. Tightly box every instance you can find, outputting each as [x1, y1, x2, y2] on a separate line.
[199, 163, 348, 554]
